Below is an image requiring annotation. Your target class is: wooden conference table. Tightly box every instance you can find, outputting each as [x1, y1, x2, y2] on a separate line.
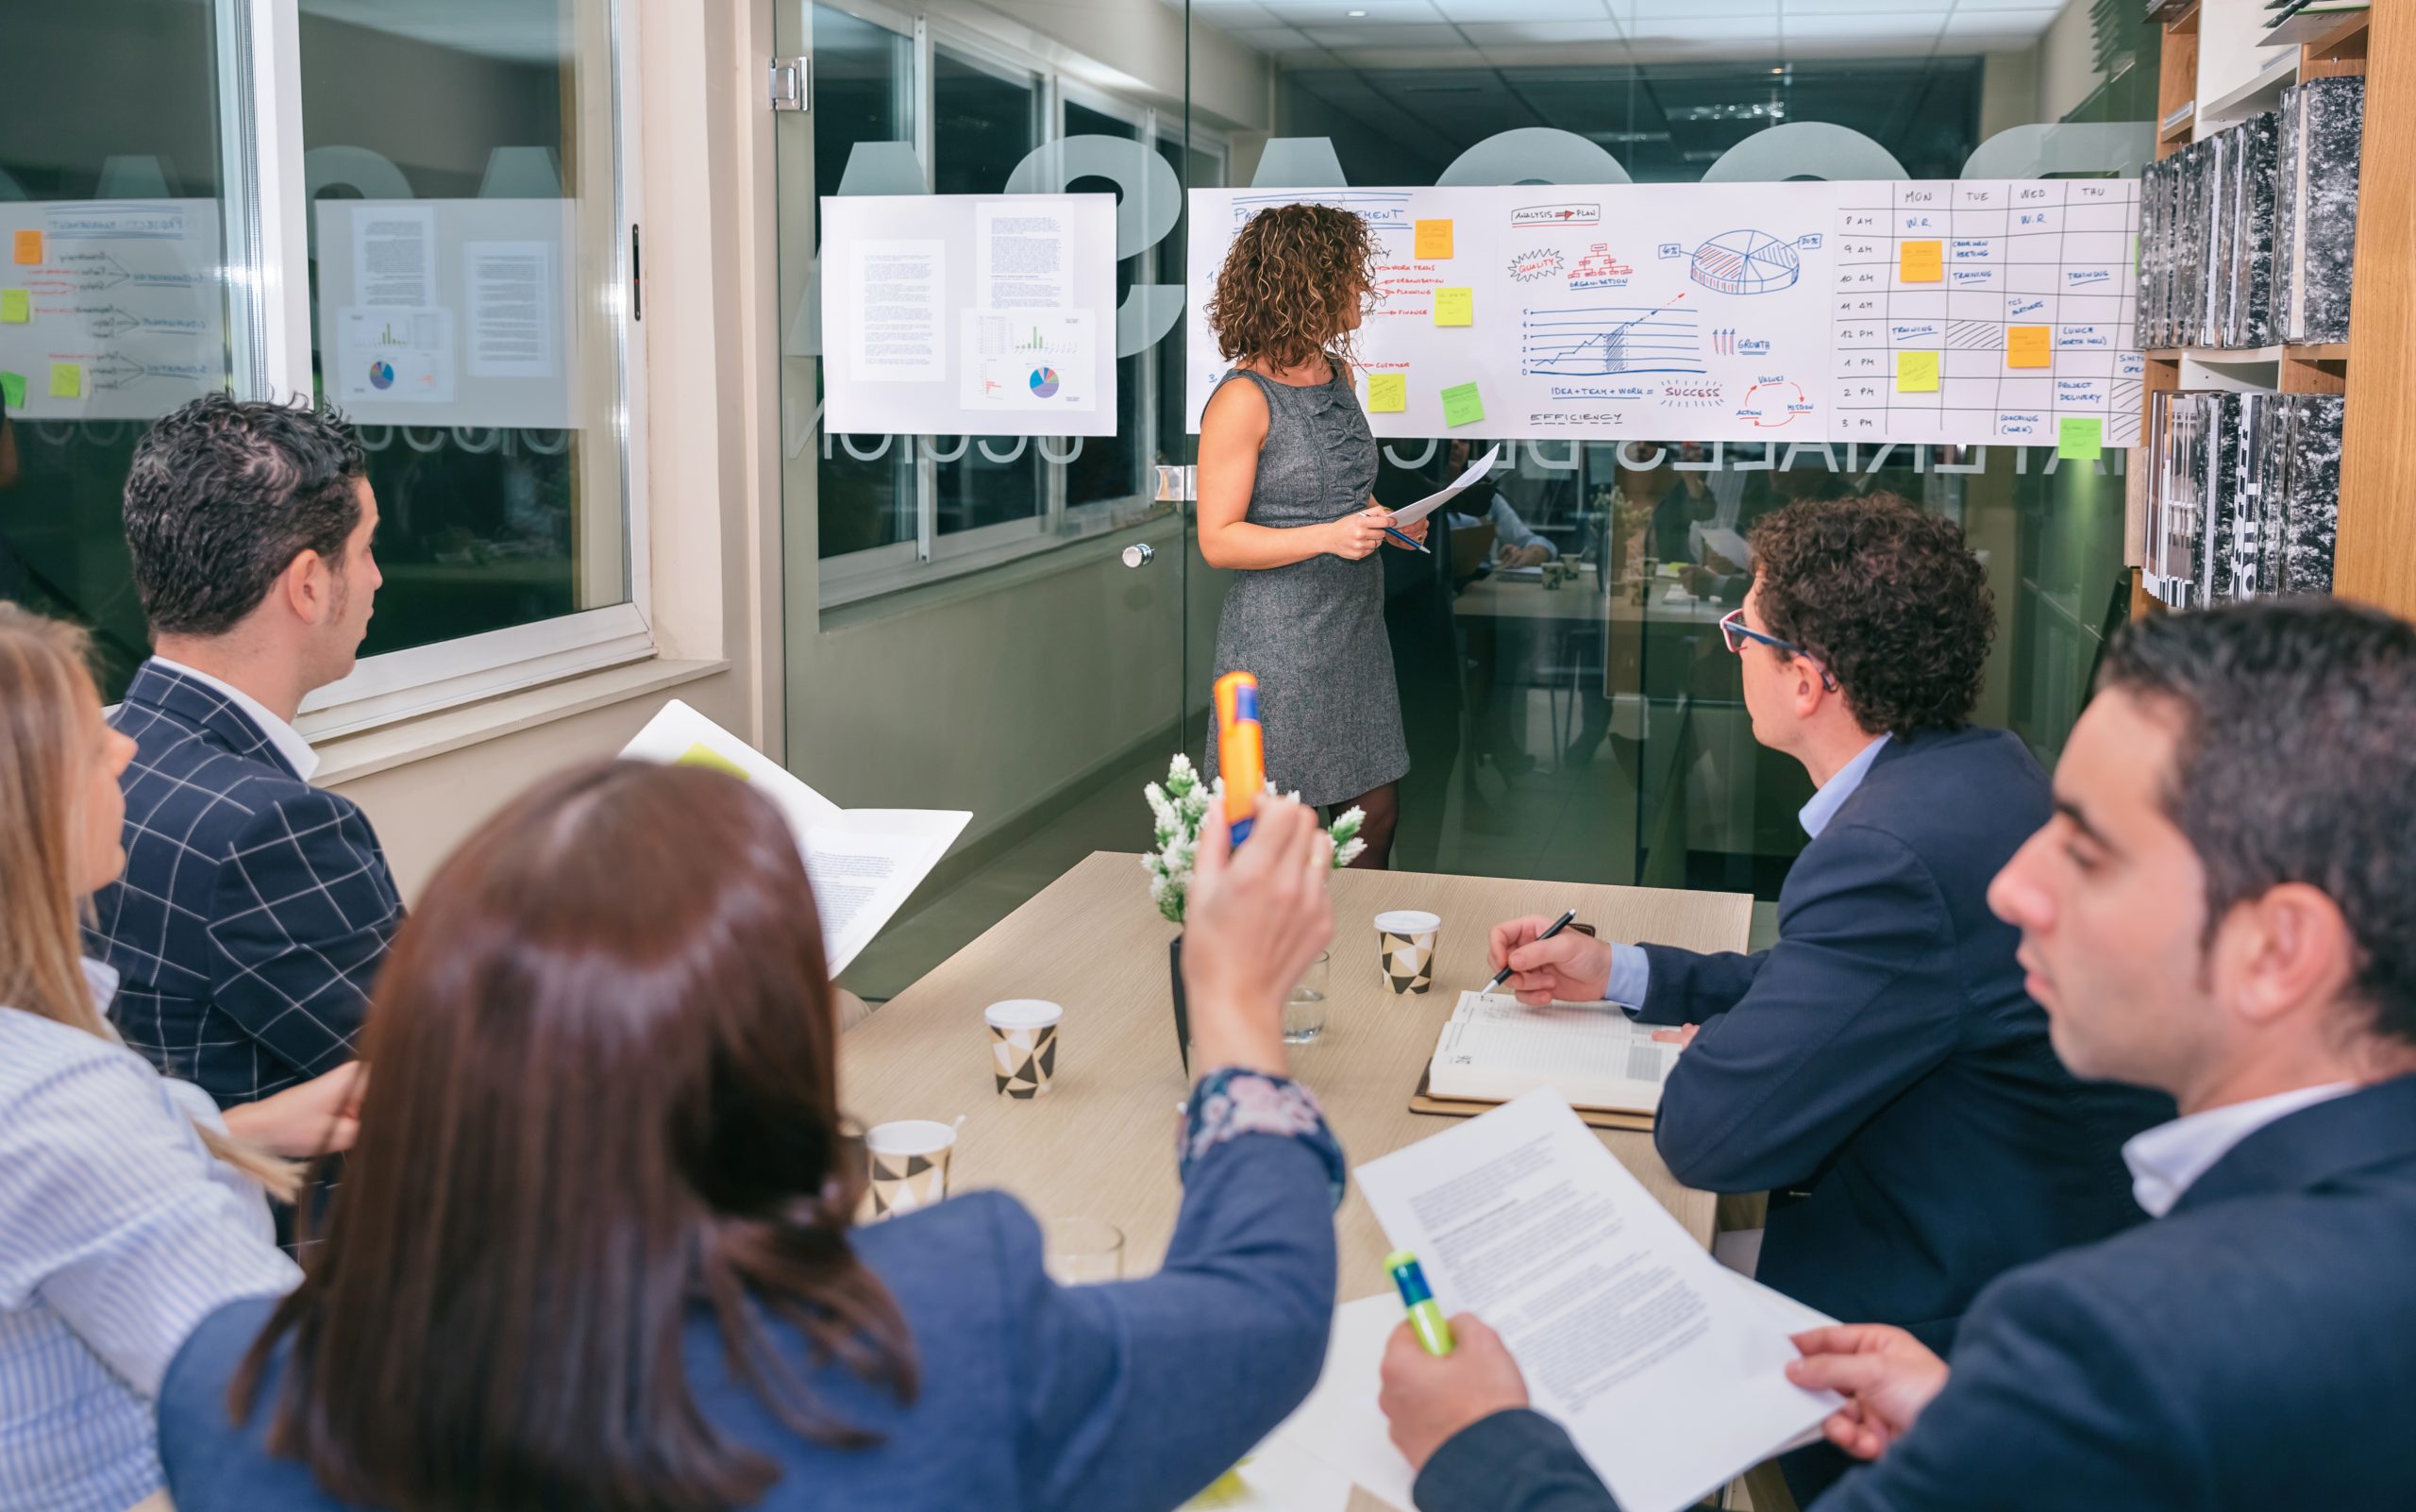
[841, 853, 1754, 1279]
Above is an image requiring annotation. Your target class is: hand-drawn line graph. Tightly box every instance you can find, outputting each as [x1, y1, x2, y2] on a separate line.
[1666, 230, 1809, 295]
[1520, 299, 1704, 378]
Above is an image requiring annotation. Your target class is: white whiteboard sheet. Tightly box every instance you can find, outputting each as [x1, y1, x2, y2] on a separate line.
[0, 200, 226, 421]
[820, 193, 1117, 438]
[1185, 180, 2141, 448]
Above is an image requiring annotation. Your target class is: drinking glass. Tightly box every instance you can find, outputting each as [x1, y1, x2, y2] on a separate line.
[1284, 949, 1330, 1043]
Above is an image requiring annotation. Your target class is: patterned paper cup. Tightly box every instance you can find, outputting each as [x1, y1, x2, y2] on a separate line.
[865, 1119, 957, 1217]
[985, 999, 1064, 1098]
[1374, 911, 1443, 994]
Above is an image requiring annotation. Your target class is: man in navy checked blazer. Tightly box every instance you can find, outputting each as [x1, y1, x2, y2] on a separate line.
[87, 395, 402, 1111]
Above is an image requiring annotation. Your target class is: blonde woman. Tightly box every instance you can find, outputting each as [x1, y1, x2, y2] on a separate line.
[0, 607, 359, 1512]
[1198, 203, 1425, 868]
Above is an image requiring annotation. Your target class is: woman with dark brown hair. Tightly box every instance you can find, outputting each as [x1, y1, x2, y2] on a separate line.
[156, 760, 1347, 1512]
[1198, 202, 1425, 868]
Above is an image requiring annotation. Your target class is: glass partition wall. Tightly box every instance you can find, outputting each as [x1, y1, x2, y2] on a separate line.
[780, 0, 2154, 995]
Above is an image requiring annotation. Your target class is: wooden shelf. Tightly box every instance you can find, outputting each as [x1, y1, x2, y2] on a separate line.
[2292, 342, 2352, 362]
[2141, 344, 2351, 364]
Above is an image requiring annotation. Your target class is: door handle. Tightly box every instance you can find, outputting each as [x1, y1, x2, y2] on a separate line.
[1121, 543, 1156, 568]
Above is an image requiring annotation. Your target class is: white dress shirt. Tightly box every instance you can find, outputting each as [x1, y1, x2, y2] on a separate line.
[148, 657, 319, 781]
[0, 962, 300, 1512]
[2122, 1082, 2357, 1218]
[1605, 734, 1890, 1009]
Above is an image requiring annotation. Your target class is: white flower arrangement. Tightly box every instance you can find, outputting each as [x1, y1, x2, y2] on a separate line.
[1141, 753, 1365, 924]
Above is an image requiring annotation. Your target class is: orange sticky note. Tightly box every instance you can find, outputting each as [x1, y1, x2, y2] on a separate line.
[1367, 373, 1407, 412]
[48, 362, 80, 399]
[1415, 219, 1454, 260]
[1896, 350, 1939, 393]
[11, 230, 40, 266]
[1433, 287, 1473, 327]
[2006, 326, 2052, 368]
[1899, 240, 1943, 282]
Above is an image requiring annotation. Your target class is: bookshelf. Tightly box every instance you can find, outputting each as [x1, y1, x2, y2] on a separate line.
[2132, 1, 2372, 619]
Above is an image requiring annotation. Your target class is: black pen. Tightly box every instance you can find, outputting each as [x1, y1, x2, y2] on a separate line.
[1486, 907, 1578, 993]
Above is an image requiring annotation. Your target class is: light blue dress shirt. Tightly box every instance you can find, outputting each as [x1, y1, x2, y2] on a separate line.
[0, 961, 299, 1512]
[1447, 497, 1557, 561]
[1605, 734, 1891, 1009]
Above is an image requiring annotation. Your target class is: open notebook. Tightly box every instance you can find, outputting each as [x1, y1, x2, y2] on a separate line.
[1426, 991, 1680, 1117]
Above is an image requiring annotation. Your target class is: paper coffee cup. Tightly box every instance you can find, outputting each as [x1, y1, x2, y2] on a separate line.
[865, 1119, 957, 1216]
[985, 1000, 1063, 1098]
[1375, 910, 1442, 995]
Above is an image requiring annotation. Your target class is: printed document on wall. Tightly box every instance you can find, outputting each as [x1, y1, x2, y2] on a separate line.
[353, 206, 435, 307]
[977, 202, 1073, 310]
[849, 239, 947, 382]
[335, 307, 455, 405]
[464, 240, 558, 380]
[1355, 1090, 1838, 1512]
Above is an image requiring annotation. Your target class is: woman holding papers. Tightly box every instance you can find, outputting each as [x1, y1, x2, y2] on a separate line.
[156, 764, 1351, 1512]
[1198, 202, 1426, 868]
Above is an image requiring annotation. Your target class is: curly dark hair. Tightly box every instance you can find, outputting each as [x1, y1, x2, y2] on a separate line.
[1746, 493, 1993, 737]
[1203, 203, 1380, 372]
[122, 393, 366, 636]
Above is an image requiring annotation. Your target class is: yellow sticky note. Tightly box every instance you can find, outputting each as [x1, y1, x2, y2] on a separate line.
[1367, 373, 1407, 413]
[11, 230, 40, 266]
[1440, 381, 1485, 428]
[1896, 350, 1939, 393]
[1415, 218, 1454, 259]
[1433, 287, 1473, 327]
[1898, 240, 1943, 282]
[0, 372, 24, 411]
[2006, 326, 2052, 368]
[47, 363, 79, 399]
[0, 291, 25, 324]
[674, 741, 750, 781]
[2057, 417, 2103, 461]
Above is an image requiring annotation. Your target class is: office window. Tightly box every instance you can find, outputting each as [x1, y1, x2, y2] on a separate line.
[931, 44, 1044, 543]
[0, 0, 641, 718]
[0, 0, 237, 694]
[812, 3, 917, 562]
[1063, 100, 1145, 514]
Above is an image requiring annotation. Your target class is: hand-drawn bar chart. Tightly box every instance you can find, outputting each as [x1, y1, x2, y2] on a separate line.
[1830, 179, 2141, 448]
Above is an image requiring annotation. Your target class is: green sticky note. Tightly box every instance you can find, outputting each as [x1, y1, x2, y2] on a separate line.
[0, 371, 23, 411]
[1440, 381, 1485, 428]
[675, 741, 751, 781]
[2057, 417, 2104, 461]
[1895, 350, 1939, 393]
[48, 362, 79, 399]
[0, 290, 26, 324]
[1433, 287, 1474, 327]
[1367, 373, 1407, 413]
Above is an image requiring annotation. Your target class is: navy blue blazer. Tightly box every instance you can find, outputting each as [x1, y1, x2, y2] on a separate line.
[86, 662, 402, 1107]
[1633, 727, 2171, 1349]
[1413, 1073, 2416, 1512]
[158, 1132, 1338, 1512]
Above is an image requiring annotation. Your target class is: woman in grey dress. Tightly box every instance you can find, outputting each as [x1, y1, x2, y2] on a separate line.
[1197, 204, 1425, 868]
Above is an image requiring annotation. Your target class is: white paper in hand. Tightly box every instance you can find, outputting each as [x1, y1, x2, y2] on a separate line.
[1355, 1089, 1839, 1512]
[1388, 445, 1503, 528]
[618, 701, 970, 977]
[1261, 1295, 1418, 1511]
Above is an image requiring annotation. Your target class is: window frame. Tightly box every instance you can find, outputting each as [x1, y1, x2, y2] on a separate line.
[226, 0, 655, 740]
[810, 11, 1229, 610]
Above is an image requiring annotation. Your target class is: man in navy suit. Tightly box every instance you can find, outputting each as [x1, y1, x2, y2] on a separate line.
[1387, 598, 2416, 1511]
[1491, 496, 2167, 1374]
[87, 395, 401, 1114]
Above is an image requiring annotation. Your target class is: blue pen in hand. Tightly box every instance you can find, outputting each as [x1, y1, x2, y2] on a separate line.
[1384, 525, 1432, 554]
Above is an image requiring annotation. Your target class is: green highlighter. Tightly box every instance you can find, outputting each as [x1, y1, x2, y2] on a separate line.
[1385, 1250, 1455, 1356]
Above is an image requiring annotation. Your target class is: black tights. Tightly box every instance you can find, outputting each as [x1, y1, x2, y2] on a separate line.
[1333, 781, 1400, 870]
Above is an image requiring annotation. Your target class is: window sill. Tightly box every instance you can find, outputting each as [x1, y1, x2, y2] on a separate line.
[818, 511, 1183, 632]
[314, 656, 730, 787]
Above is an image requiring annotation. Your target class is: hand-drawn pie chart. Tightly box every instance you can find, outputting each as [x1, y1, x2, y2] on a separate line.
[1028, 366, 1062, 398]
[1688, 230, 1802, 295]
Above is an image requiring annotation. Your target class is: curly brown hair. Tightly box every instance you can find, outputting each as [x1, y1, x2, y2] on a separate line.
[1204, 203, 1380, 372]
[1746, 492, 1995, 737]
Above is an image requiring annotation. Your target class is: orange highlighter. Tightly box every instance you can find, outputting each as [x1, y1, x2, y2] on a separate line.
[1214, 671, 1265, 846]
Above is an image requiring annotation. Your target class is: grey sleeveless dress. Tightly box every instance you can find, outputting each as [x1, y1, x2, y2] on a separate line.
[1202, 363, 1410, 808]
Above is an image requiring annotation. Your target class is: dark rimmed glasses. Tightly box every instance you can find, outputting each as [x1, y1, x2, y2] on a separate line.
[1720, 607, 1837, 691]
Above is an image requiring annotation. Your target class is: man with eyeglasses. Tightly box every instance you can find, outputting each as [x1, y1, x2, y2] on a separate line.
[1485, 494, 2170, 1501]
